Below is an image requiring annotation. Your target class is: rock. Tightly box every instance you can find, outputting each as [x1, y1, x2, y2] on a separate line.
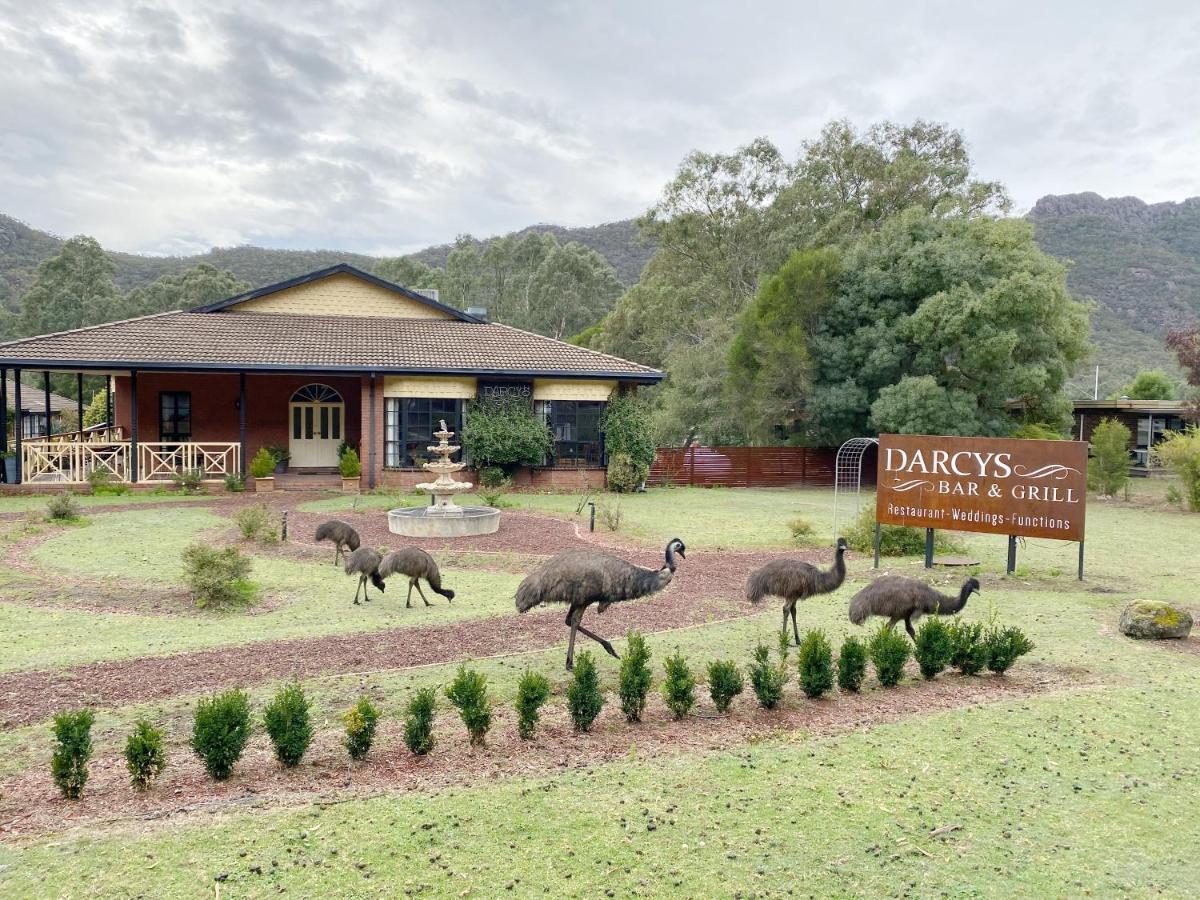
[1118, 600, 1193, 639]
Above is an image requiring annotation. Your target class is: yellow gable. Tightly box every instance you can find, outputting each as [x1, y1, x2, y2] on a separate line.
[230, 271, 454, 319]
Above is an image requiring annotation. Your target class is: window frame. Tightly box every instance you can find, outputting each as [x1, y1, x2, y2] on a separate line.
[383, 398, 464, 469]
[159, 391, 192, 443]
[539, 399, 606, 468]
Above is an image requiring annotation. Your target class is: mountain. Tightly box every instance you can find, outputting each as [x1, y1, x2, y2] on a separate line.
[0, 215, 653, 313]
[1029, 192, 1200, 397]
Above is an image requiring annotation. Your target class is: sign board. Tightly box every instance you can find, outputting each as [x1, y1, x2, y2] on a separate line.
[477, 381, 533, 404]
[876, 434, 1087, 542]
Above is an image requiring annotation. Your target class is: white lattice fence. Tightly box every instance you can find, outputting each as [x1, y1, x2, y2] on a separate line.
[21, 442, 131, 483]
[137, 443, 240, 482]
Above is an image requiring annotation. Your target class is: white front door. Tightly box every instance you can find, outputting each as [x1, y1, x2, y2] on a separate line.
[288, 384, 345, 468]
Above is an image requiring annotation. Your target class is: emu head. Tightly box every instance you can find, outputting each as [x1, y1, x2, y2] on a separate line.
[835, 537, 849, 554]
[963, 577, 981, 598]
[664, 538, 686, 572]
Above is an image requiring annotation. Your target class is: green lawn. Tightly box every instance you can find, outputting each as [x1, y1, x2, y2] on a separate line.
[0, 491, 209, 514]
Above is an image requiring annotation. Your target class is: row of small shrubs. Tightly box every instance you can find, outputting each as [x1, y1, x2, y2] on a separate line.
[50, 622, 1033, 798]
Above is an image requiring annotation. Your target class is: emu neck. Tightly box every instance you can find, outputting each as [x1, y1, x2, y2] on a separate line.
[818, 549, 847, 593]
[927, 584, 970, 616]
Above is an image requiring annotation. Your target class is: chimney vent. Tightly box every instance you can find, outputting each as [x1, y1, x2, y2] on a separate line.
[466, 306, 488, 321]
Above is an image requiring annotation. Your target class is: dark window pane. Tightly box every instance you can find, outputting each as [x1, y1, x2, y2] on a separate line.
[293, 406, 301, 440]
[332, 407, 341, 440]
[320, 406, 329, 440]
[305, 406, 314, 440]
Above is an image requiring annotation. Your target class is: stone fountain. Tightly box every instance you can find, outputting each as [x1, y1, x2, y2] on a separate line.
[387, 420, 501, 537]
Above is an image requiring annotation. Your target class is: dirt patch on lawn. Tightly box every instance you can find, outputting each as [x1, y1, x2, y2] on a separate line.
[0, 665, 1079, 840]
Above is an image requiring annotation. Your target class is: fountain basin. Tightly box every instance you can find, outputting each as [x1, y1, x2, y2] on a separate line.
[387, 505, 501, 538]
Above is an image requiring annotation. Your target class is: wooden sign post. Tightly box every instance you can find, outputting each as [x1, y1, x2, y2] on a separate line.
[875, 434, 1089, 579]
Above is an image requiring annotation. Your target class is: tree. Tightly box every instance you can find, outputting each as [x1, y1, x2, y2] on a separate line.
[1111, 370, 1176, 401]
[1153, 426, 1200, 511]
[1167, 328, 1200, 421]
[373, 256, 440, 293]
[526, 243, 623, 339]
[869, 376, 982, 436]
[124, 264, 249, 317]
[17, 236, 121, 338]
[1087, 418, 1131, 497]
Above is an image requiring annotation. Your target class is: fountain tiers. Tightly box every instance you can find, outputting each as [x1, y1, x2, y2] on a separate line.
[387, 420, 500, 537]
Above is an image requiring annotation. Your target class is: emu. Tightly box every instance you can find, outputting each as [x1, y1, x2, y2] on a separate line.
[515, 538, 686, 671]
[344, 547, 386, 605]
[848, 576, 980, 639]
[315, 520, 360, 565]
[379, 548, 455, 608]
[746, 538, 849, 645]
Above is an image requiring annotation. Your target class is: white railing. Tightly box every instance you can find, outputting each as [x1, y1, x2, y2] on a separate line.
[19, 441, 239, 484]
[137, 443, 241, 482]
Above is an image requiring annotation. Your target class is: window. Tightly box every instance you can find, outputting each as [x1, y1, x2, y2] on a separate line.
[159, 392, 192, 442]
[539, 400, 605, 468]
[21, 412, 48, 439]
[384, 398, 463, 468]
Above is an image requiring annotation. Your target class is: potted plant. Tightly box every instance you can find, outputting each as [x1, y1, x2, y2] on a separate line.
[339, 446, 362, 493]
[249, 447, 277, 492]
[267, 446, 290, 475]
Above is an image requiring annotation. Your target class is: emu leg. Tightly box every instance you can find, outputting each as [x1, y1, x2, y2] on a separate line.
[352, 578, 361, 605]
[335, 545, 342, 566]
[790, 604, 801, 646]
[414, 581, 432, 607]
[904, 616, 916, 640]
[565, 609, 580, 671]
[781, 605, 791, 642]
[576, 623, 620, 660]
[406, 580, 414, 609]
[885, 616, 899, 631]
[362, 575, 372, 602]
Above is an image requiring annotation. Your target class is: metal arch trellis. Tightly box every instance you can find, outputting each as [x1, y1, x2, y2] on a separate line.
[832, 437, 878, 539]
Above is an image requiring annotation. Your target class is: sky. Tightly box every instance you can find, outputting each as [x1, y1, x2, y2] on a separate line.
[1, 0, 1198, 257]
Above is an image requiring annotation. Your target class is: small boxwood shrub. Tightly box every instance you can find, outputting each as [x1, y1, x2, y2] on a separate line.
[797, 629, 834, 698]
[985, 625, 1035, 674]
[445, 665, 492, 747]
[948, 620, 989, 675]
[173, 468, 205, 494]
[46, 493, 82, 522]
[567, 651, 604, 732]
[403, 687, 437, 755]
[338, 447, 362, 479]
[264, 682, 314, 767]
[913, 617, 954, 680]
[51, 708, 95, 799]
[248, 447, 276, 479]
[515, 670, 552, 740]
[234, 504, 277, 542]
[88, 468, 129, 496]
[661, 650, 696, 719]
[868, 625, 912, 687]
[845, 506, 961, 556]
[181, 544, 256, 609]
[343, 697, 380, 761]
[223, 472, 246, 492]
[479, 465, 509, 488]
[836, 635, 868, 693]
[749, 632, 790, 709]
[618, 630, 653, 723]
[124, 720, 167, 790]
[192, 689, 252, 780]
[706, 659, 744, 713]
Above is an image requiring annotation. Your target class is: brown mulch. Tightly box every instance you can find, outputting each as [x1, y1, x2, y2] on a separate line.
[0, 666, 1076, 839]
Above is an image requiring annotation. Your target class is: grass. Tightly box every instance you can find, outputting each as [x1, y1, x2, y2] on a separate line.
[0, 492, 209, 514]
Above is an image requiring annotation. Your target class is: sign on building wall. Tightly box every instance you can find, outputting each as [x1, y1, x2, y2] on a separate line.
[477, 381, 533, 404]
[876, 433, 1088, 542]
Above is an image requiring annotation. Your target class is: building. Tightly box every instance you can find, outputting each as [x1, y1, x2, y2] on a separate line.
[4, 377, 74, 439]
[1072, 399, 1191, 470]
[0, 265, 662, 488]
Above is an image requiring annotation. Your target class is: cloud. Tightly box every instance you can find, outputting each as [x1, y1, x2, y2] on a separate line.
[0, 0, 1198, 256]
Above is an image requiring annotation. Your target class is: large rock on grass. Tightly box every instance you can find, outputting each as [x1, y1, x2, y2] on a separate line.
[1118, 600, 1193, 640]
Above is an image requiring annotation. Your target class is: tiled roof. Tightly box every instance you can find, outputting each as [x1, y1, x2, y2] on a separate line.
[4, 378, 74, 413]
[0, 312, 663, 380]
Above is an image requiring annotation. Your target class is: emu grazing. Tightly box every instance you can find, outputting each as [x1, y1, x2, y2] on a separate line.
[746, 538, 849, 645]
[344, 547, 386, 605]
[849, 576, 980, 639]
[314, 520, 360, 565]
[515, 538, 686, 671]
[379, 548, 455, 608]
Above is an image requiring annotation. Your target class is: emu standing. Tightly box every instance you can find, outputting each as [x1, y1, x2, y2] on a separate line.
[515, 538, 686, 670]
[848, 576, 979, 639]
[379, 548, 455, 608]
[746, 538, 849, 645]
[344, 547, 386, 605]
[315, 520, 360, 565]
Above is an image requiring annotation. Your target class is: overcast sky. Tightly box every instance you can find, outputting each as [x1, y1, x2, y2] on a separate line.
[2, 1, 1198, 257]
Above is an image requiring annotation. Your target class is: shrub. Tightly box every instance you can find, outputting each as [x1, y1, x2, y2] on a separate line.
[191, 689, 251, 780]
[749, 631, 790, 709]
[479, 465, 510, 488]
[479, 488, 510, 508]
[836, 636, 868, 692]
[181, 544, 256, 609]
[248, 447, 276, 479]
[1154, 426, 1200, 511]
[1011, 422, 1065, 440]
[600, 392, 656, 474]
[234, 504, 277, 542]
[445, 665, 492, 747]
[596, 496, 623, 531]
[566, 651, 604, 732]
[661, 650, 696, 719]
[787, 517, 817, 545]
[462, 397, 552, 472]
[338, 447, 362, 479]
[87, 468, 129, 496]
[51, 709, 95, 799]
[46, 492, 82, 522]
[515, 671, 552, 740]
[985, 625, 1035, 674]
[618, 630, 653, 722]
[797, 629, 834, 698]
[263, 683, 314, 767]
[124, 720, 167, 790]
[1166, 484, 1183, 505]
[845, 506, 960, 556]
[403, 687, 437, 755]
[948, 620, 989, 675]
[913, 617, 954, 679]
[223, 472, 246, 492]
[605, 452, 647, 493]
[173, 468, 205, 494]
[1087, 418, 1132, 497]
[343, 697, 380, 761]
[706, 659, 744, 713]
[868, 625, 911, 687]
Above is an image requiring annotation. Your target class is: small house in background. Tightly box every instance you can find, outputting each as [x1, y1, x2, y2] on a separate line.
[1072, 399, 1191, 471]
[4, 377, 72, 439]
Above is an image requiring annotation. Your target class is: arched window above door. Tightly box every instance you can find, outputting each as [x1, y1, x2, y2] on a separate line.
[291, 384, 343, 404]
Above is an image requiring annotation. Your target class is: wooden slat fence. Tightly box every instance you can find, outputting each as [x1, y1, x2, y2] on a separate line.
[649, 445, 874, 488]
